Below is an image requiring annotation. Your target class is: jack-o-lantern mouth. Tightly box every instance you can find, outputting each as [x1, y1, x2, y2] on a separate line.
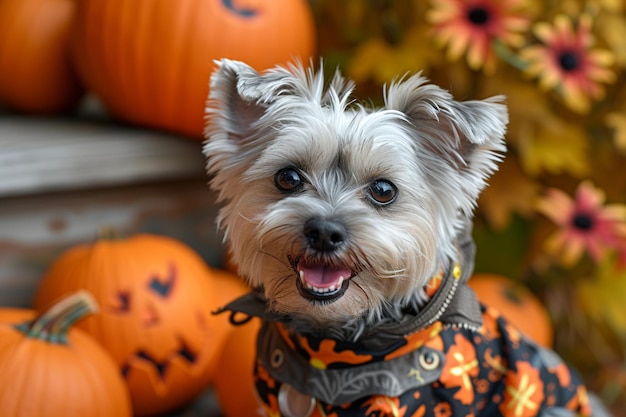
[121, 339, 197, 380]
[291, 256, 355, 303]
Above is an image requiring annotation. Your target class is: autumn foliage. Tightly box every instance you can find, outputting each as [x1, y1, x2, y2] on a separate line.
[310, 0, 626, 411]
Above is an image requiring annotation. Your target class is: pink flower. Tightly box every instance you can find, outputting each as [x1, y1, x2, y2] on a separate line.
[537, 181, 626, 266]
[427, 0, 530, 72]
[520, 14, 616, 113]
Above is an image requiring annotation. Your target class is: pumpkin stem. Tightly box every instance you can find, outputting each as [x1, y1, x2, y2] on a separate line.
[16, 291, 98, 344]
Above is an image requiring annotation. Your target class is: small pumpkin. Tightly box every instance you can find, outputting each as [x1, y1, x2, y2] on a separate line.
[208, 267, 259, 417]
[0, 0, 83, 114]
[223, 250, 240, 276]
[34, 233, 232, 417]
[214, 317, 261, 417]
[0, 291, 132, 417]
[71, 0, 317, 139]
[469, 273, 554, 348]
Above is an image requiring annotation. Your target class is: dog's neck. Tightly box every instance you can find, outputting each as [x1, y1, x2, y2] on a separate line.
[216, 230, 483, 347]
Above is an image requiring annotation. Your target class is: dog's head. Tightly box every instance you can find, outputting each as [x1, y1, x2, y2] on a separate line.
[204, 59, 507, 328]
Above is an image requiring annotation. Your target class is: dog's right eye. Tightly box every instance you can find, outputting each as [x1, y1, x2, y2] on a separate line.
[274, 168, 303, 192]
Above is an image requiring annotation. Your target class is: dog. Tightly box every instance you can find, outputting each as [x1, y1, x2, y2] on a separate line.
[204, 59, 609, 417]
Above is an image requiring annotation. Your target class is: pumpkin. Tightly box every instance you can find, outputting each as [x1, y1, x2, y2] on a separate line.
[71, 0, 317, 139]
[207, 267, 260, 416]
[469, 273, 554, 348]
[206, 266, 252, 381]
[209, 266, 250, 306]
[0, 0, 83, 114]
[223, 250, 240, 276]
[0, 291, 132, 417]
[214, 317, 261, 417]
[33, 233, 232, 417]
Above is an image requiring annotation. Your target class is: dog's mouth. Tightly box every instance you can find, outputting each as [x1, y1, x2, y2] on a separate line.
[294, 257, 353, 303]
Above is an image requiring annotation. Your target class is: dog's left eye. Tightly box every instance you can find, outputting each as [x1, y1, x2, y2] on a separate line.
[367, 179, 397, 205]
[275, 168, 303, 192]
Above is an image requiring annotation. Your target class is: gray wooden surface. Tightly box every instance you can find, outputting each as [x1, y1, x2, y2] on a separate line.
[0, 109, 224, 307]
[0, 112, 206, 198]
[0, 109, 226, 416]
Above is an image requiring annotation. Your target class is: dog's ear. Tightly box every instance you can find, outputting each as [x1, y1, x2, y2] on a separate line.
[204, 59, 273, 141]
[384, 73, 508, 173]
[205, 59, 329, 142]
[384, 73, 507, 207]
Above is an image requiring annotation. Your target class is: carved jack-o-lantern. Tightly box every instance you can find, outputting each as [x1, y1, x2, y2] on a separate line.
[34, 233, 232, 416]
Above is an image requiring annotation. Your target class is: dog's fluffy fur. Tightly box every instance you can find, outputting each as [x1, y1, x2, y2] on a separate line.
[204, 60, 612, 417]
[204, 59, 506, 332]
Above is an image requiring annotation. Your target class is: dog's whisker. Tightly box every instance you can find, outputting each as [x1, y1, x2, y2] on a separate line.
[258, 250, 288, 267]
[235, 210, 259, 225]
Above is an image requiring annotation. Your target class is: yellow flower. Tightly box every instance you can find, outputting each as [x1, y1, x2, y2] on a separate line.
[577, 255, 626, 334]
[478, 159, 541, 229]
[605, 112, 626, 153]
[594, 14, 626, 66]
[520, 14, 616, 113]
[588, 0, 624, 13]
[348, 28, 436, 85]
[427, 0, 530, 73]
[516, 120, 589, 178]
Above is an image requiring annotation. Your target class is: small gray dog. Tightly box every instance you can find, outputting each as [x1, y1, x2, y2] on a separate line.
[205, 59, 608, 417]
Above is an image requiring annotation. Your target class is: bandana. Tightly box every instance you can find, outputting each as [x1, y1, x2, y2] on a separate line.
[215, 222, 592, 417]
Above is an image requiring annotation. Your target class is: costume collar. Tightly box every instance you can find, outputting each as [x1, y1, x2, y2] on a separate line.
[215, 218, 483, 345]
[215, 260, 482, 348]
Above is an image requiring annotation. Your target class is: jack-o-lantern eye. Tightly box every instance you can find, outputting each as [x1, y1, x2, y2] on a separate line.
[148, 263, 177, 298]
[113, 292, 132, 312]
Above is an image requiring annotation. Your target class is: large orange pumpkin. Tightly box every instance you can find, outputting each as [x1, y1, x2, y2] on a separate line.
[469, 273, 554, 348]
[0, 292, 132, 417]
[33, 233, 233, 417]
[0, 0, 83, 114]
[71, 0, 317, 139]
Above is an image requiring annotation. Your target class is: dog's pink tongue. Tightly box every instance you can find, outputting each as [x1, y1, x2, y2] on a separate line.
[297, 260, 351, 288]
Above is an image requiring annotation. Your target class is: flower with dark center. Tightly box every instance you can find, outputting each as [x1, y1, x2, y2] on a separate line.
[572, 213, 594, 231]
[537, 181, 626, 267]
[468, 7, 490, 25]
[521, 14, 616, 113]
[558, 51, 579, 72]
[428, 0, 530, 72]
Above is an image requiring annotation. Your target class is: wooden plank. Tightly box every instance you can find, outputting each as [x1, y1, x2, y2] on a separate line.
[0, 113, 207, 197]
[0, 179, 224, 308]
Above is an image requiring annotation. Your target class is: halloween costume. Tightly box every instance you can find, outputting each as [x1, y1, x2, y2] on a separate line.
[217, 229, 596, 417]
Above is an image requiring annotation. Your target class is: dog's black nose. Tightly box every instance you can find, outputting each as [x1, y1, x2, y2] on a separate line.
[303, 219, 347, 252]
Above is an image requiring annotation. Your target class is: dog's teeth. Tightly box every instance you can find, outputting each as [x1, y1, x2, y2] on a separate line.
[299, 272, 347, 294]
